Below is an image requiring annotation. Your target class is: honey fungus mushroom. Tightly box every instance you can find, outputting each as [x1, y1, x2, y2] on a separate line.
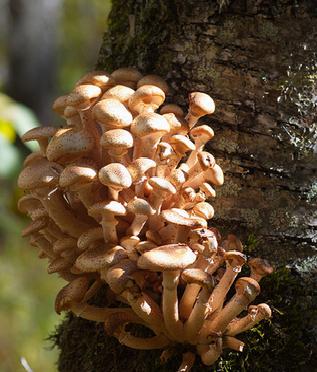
[17, 68, 274, 371]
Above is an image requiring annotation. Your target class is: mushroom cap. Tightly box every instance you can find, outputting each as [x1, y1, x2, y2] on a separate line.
[168, 135, 196, 153]
[137, 244, 196, 271]
[222, 234, 243, 252]
[88, 200, 127, 219]
[235, 277, 260, 299]
[192, 202, 215, 220]
[75, 70, 115, 89]
[18, 195, 43, 214]
[18, 158, 62, 190]
[224, 251, 247, 268]
[197, 151, 216, 170]
[130, 112, 170, 137]
[100, 129, 133, 150]
[199, 182, 216, 198]
[59, 164, 97, 188]
[53, 237, 77, 255]
[168, 169, 187, 187]
[93, 99, 133, 128]
[75, 245, 128, 272]
[129, 85, 165, 113]
[22, 126, 58, 144]
[137, 75, 169, 95]
[190, 125, 214, 142]
[110, 67, 143, 88]
[99, 163, 132, 190]
[67, 84, 101, 107]
[55, 276, 90, 314]
[256, 303, 272, 318]
[206, 164, 224, 186]
[161, 113, 185, 134]
[182, 268, 215, 290]
[46, 128, 95, 163]
[127, 158, 156, 182]
[188, 92, 215, 117]
[248, 258, 274, 276]
[101, 85, 135, 105]
[148, 178, 176, 194]
[161, 209, 205, 227]
[52, 95, 68, 115]
[77, 227, 104, 251]
[160, 104, 184, 118]
[22, 217, 48, 237]
[104, 258, 137, 293]
[127, 198, 155, 216]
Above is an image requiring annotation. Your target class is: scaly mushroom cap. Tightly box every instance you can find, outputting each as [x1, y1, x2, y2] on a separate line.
[190, 125, 214, 142]
[130, 113, 170, 138]
[161, 209, 205, 227]
[148, 178, 176, 195]
[46, 128, 95, 163]
[101, 85, 135, 106]
[99, 163, 132, 190]
[235, 277, 261, 300]
[160, 104, 184, 118]
[137, 244, 196, 271]
[100, 129, 134, 151]
[224, 251, 247, 267]
[169, 135, 196, 153]
[188, 92, 215, 118]
[67, 84, 101, 108]
[128, 158, 157, 182]
[93, 99, 133, 128]
[129, 85, 165, 113]
[192, 202, 215, 220]
[75, 245, 128, 272]
[22, 126, 58, 145]
[127, 198, 155, 217]
[182, 268, 215, 291]
[18, 158, 62, 190]
[59, 164, 97, 188]
[248, 258, 274, 277]
[88, 200, 127, 221]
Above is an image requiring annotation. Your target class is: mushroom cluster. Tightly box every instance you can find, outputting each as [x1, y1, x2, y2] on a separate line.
[17, 68, 273, 371]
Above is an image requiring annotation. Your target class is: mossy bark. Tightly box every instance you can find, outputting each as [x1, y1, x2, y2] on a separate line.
[54, 1, 317, 371]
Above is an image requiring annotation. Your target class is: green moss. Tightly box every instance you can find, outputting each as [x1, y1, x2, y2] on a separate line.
[97, 0, 176, 74]
[51, 266, 317, 371]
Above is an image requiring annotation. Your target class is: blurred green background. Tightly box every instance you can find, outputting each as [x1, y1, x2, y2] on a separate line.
[0, 1, 110, 371]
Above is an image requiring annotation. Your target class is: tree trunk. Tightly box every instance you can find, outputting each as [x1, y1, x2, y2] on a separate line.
[54, 1, 317, 371]
[6, 0, 61, 122]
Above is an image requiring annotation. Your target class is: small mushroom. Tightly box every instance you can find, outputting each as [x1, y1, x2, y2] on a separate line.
[248, 258, 274, 282]
[88, 200, 127, 244]
[100, 128, 133, 164]
[137, 74, 169, 95]
[130, 112, 170, 159]
[185, 92, 215, 129]
[148, 178, 176, 215]
[127, 198, 155, 236]
[129, 85, 165, 114]
[101, 85, 135, 107]
[22, 126, 58, 155]
[99, 163, 132, 200]
[138, 244, 196, 341]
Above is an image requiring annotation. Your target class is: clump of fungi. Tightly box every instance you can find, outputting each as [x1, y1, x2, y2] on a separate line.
[18, 68, 274, 371]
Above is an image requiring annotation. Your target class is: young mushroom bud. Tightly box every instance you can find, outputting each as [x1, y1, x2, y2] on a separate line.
[185, 92, 215, 129]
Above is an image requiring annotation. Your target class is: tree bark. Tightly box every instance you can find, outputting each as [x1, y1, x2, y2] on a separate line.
[54, 1, 317, 371]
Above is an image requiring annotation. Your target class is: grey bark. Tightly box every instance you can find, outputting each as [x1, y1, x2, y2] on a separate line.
[6, 0, 61, 122]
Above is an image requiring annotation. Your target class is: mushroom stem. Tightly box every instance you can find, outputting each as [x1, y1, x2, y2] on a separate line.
[184, 287, 210, 342]
[179, 283, 201, 320]
[116, 329, 170, 350]
[38, 189, 91, 238]
[162, 270, 184, 341]
[223, 336, 244, 352]
[177, 352, 196, 372]
[127, 214, 148, 236]
[70, 303, 133, 322]
[100, 216, 119, 244]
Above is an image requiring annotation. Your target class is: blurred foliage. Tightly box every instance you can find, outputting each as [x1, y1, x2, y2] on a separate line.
[0, 1, 110, 370]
